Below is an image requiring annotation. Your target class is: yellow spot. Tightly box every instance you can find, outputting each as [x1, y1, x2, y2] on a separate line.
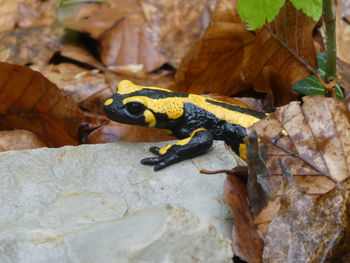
[281, 129, 288, 136]
[117, 80, 171, 95]
[239, 143, 247, 162]
[144, 110, 156, 127]
[104, 98, 113, 106]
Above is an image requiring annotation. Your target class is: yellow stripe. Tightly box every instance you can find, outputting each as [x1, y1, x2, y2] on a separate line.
[123, 95, 261, 128]
[159, 144, 172, 155]
[117, 80, 171, 95]
[159, 128, 206, 154]
[188, 94, 261, 128]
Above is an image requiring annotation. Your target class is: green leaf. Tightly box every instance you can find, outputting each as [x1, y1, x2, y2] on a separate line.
[60, 0, 108, 7]
[292, 53, 344, 101]
[237, 0, 285, 30]
[290, 0, 322, 21]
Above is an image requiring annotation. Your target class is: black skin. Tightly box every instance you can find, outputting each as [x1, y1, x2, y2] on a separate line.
[141, 129, 214, 171]
[103, 90, 265, 171]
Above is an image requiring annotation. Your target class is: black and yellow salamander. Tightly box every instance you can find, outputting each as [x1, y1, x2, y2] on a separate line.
[103, 80, 267, 171]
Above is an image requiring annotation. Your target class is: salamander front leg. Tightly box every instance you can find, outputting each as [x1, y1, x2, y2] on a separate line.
[141, 128, 213, 171]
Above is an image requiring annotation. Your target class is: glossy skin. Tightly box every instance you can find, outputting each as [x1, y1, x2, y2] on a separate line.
[103, 80, 266, 171]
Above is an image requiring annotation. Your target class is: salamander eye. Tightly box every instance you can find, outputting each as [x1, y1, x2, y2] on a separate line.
[125, 102, 144, 115]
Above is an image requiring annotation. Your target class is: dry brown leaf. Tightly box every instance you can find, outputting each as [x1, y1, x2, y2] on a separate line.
[0, 26, 63, 66]
[247, 95, 350, 235]
[243, 1, 318, 105]
[263, 162, 350, 262]
[85, 121, 174, 144]
[37, 63, 111, 111]
[60, 44, 106, 70]
[0, 63, 83, 147]
[223, 173, 264, 263]
[0, 0, 56, 31]
[98, 11, 166, 73]
[59, 0, 138, 38]
[336, 0, 350, 64]
[0, 130, 46, 151]
[61, 0, 214, 72]
[245, 131, 280, 216]
[60, 0, 162, 73]
[175, 0, 254, 96]
[175, 0, 317, 106]
[143, 0, 216, 68]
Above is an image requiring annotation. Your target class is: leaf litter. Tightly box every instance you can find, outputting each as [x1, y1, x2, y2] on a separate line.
[175, 0, 318, 106]
[1, 0, 350, 261]
[224, 95, 350, 262]
[0, 63, 83, 147]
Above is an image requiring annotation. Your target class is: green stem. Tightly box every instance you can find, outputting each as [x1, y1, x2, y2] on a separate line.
[322, 0, 337, 83]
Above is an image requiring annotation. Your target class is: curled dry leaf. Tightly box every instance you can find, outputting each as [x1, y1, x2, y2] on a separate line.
[0, 63, 83, 147]
[0, 26, 63, 66]
[61, 0, 213, 72]
[245, 131, 280, 216]
[242, 0, 318, 105]
[223, 172, 264, 263]
[175, 0, 255, 96]
[248, 95, 350, 235]
[175, 0, 317, 106]
[263, 161, 350, 262]
[98, 11, 166, 73]
[60, 44, 106, 71]
[0, 130, 46, 152]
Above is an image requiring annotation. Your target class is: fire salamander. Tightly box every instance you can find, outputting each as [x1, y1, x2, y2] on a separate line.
[103, 80, 266, 171]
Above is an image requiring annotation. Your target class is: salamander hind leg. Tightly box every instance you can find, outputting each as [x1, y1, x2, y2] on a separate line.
[141, 128, 213, 171]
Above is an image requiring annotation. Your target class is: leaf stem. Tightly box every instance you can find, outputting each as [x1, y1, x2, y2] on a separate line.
[322, 0, 337, 82]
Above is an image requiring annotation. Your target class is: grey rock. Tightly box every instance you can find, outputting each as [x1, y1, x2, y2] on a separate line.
[0, 141, 236, 262]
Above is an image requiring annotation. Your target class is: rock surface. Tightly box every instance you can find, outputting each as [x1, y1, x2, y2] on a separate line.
[0, 141, 236, 262]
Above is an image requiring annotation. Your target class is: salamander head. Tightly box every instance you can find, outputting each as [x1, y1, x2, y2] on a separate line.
[103, 80, 184, 128]
[103, 92, 151, 126]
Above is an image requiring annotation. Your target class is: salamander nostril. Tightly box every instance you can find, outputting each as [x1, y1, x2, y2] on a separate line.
[111, 106, 117, 112]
